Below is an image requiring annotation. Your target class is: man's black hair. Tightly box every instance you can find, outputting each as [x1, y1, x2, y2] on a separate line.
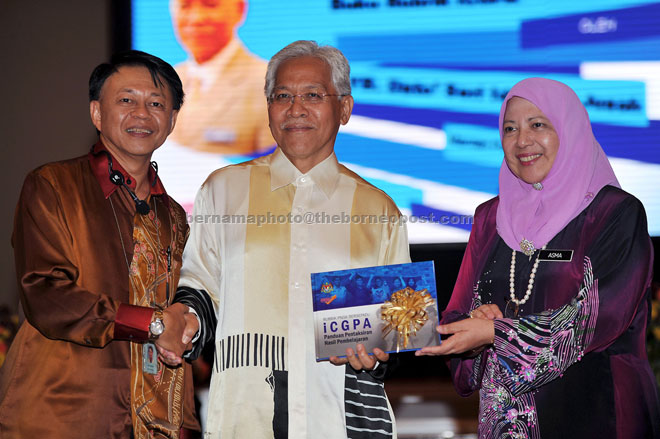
[89, 50, 184, 110]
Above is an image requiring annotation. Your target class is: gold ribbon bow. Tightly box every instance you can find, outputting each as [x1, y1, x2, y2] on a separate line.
[381, 287, 435, 351]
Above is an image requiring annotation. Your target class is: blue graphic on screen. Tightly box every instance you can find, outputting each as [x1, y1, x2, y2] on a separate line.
[133, 0, 660, 242]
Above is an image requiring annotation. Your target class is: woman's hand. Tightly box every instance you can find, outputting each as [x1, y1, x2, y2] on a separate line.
[415, 318, 495, 356]
[470, 304, 503, 320]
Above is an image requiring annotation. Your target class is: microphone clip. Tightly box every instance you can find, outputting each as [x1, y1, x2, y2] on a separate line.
[102, 150, 151, 215]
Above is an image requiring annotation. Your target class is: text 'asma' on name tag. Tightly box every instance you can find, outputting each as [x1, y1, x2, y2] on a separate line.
[538, 249, 573, 262]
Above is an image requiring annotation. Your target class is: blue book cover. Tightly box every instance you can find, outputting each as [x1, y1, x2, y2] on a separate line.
[311, 261, 440, 361]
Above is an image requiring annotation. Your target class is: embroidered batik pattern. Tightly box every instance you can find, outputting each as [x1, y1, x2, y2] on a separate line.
[478, 258, 599, 439]
[129, 199, 186, 439]
[470, 281, 484, 313]
[468, 281, 486, 390]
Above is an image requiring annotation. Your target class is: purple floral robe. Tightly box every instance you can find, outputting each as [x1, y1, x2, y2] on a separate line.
[443, 186, 660, 438]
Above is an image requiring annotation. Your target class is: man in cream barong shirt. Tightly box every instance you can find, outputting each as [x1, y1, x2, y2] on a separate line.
[167, 41, 410, 438]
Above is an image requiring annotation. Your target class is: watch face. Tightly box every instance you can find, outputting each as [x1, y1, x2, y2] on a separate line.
[150, 319, 165, 336]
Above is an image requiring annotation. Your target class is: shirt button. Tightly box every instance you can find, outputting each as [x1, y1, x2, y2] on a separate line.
[299, 177, 307, 183]
[294, 282, 300, 288]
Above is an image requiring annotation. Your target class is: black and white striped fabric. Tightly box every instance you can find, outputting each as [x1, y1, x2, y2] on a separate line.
[344, 367, 394, 438]
[215, 333, 286, 372]
[174, 286, 217, 361]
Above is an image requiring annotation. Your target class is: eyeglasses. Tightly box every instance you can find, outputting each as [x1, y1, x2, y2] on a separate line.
[268, 92, 347, 105]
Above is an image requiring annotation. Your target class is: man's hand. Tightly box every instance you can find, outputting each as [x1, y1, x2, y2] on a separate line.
[154, 303, 199, 367]
[415, 318, 495, 357]
[329, 344, 388, 371]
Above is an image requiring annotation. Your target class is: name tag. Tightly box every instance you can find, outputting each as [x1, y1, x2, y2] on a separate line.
[539, 249, 573, 262]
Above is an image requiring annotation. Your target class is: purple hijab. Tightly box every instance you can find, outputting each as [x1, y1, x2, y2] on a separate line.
[496, 78, 620, 253]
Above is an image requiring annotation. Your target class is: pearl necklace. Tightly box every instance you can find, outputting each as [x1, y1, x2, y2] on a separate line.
[509, 245, 546, 307]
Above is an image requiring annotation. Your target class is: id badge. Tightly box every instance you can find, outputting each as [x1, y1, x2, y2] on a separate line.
[538, 249, 573, 262]
[142, 342, 159, 374]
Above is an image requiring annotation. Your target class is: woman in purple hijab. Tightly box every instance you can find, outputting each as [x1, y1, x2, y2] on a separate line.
[418, 78, 659, 438]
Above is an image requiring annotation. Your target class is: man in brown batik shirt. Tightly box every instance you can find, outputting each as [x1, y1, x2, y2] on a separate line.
[0, 51, 199, 439]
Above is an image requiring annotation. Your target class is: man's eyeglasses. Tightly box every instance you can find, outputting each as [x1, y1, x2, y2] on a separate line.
[268, 92, 347, 105]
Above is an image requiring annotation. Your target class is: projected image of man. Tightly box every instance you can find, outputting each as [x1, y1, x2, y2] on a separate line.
[170, 0, 274, 154]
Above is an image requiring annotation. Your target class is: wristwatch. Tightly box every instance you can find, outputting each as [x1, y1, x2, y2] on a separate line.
[149, 309, 165, 339]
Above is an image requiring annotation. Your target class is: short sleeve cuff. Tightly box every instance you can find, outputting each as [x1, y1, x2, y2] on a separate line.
[114, 304, 153, 341]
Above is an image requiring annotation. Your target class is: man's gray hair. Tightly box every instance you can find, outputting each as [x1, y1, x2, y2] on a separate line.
[264, 40, 351, 98]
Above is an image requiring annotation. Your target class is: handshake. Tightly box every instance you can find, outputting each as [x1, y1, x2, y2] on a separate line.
[151, 302, 388, 372]
[153, 303, 200, 366]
